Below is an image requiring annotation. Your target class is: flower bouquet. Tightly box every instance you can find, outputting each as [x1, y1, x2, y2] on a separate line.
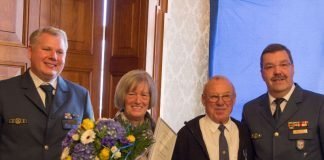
[61, 118, 154, 160]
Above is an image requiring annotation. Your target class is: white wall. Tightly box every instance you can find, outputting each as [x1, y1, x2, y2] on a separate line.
[160, 0, 210, 132]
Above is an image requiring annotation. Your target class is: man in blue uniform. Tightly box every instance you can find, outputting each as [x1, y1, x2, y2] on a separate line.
[0, 26, 94, 160]
[242, 43, 324, 160]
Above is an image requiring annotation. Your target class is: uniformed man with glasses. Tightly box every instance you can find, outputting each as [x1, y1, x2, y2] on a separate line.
[242, 43, 324, 160]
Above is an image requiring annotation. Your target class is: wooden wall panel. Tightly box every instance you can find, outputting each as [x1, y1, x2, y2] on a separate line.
[0, 0, 27, 47]
[107, 74, 122, 117]
[61, 0, 92, 54]
[61, 69, 92, 91]
[149, 0, 168, 120]
[0, 62, 26, 80]
[113, 0, 139, 56]
[0, 0, 30, 80]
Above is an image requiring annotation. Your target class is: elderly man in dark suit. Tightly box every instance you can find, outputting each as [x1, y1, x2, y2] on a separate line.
[0, 27, 94, 160]
[172, 75, 254, 160]
[242, 43, 324, 160]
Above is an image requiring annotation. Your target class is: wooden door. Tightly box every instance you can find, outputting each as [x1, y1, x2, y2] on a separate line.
[0, 0, 30, 80]
[0, 0, 104, 118]
[101, 0, 149, 118]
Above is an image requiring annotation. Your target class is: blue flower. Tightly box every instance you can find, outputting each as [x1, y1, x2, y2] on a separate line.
[71, 143, 96, 160]
[62, 128, 78, 148]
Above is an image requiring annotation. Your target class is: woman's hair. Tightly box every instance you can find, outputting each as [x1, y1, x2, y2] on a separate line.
[114, 70, 157, 110]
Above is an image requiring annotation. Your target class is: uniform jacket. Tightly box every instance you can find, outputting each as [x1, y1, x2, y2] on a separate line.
[0, 71, 94, 160]
[172, 115, 254, 160]
[242, 83, 324, 160]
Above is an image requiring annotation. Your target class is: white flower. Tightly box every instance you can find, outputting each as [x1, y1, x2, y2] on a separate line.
[110, 146, 121, 159]
[72, 133, 80, 141]
[113, 151, 121, 159]
[80, 129, 96, 144]
[60, 147, 70, 160]
[111, 146, 118, 153]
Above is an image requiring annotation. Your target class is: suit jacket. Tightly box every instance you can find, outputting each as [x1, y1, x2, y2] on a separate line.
[242, 84, 324, 160]
[0, 71, 94, 160]
[172, 115, 254, 160]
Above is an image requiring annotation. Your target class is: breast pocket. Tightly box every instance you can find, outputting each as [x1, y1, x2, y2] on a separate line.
[288, 128, 313, 140]
[4, 117, 30, 139]
[62, 119, 81, 130]
[288, 128, 313, 152]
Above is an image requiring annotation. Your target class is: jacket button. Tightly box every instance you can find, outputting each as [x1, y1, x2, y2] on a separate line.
[44, 145, 49, 150]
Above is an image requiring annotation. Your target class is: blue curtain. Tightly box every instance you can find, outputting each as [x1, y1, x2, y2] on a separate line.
[209, 0, 324, 120]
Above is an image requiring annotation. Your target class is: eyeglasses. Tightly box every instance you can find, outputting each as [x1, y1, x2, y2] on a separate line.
[204, 94, 233, 103]
[262, 62, 291, 71]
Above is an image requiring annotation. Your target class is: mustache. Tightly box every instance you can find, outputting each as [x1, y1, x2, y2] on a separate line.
[271, 74, 286, 81]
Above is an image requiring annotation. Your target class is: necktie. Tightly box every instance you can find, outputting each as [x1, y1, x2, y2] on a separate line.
[40, 84, 54, 113]
[218, 124, 229, 160]
[273, 98, 285, 120]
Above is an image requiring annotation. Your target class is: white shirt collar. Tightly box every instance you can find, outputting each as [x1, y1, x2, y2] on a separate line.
[29, 70, 57, 89]
[204, 115, 234, 133]
[268, 84, 295, 103]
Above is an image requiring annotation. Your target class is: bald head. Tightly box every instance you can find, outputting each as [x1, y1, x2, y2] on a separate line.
[203, 75, 236, 97]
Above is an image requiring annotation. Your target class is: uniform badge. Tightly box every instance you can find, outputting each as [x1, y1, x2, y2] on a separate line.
[64, 113, 73, 119]
[8, 118, 28, 125]
[288, 121, 308, 129]
[251, 133, 262, 139]
[64, 113, 80, 119]
[72, 113, 80, 118]
[296, 140, 305, 150]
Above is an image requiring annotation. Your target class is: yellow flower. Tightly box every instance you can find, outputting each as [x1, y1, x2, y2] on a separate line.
[65, 156, 72, 160]
[127, 135, 136, 143]
[60, 147, 70, 160]
[99, 147, 110, 160]
[82, 118, 95, 130]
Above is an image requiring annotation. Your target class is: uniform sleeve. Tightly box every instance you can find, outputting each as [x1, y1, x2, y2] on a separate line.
[83, 91, 94, 120]
[319, 99, 324, 156]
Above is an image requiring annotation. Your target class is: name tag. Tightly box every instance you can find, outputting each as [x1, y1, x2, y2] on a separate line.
[293, 129, 308, 134]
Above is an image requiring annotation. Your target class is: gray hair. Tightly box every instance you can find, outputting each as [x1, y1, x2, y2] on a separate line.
[29, 26, 68, 51]
[114, 70, 157, 110]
